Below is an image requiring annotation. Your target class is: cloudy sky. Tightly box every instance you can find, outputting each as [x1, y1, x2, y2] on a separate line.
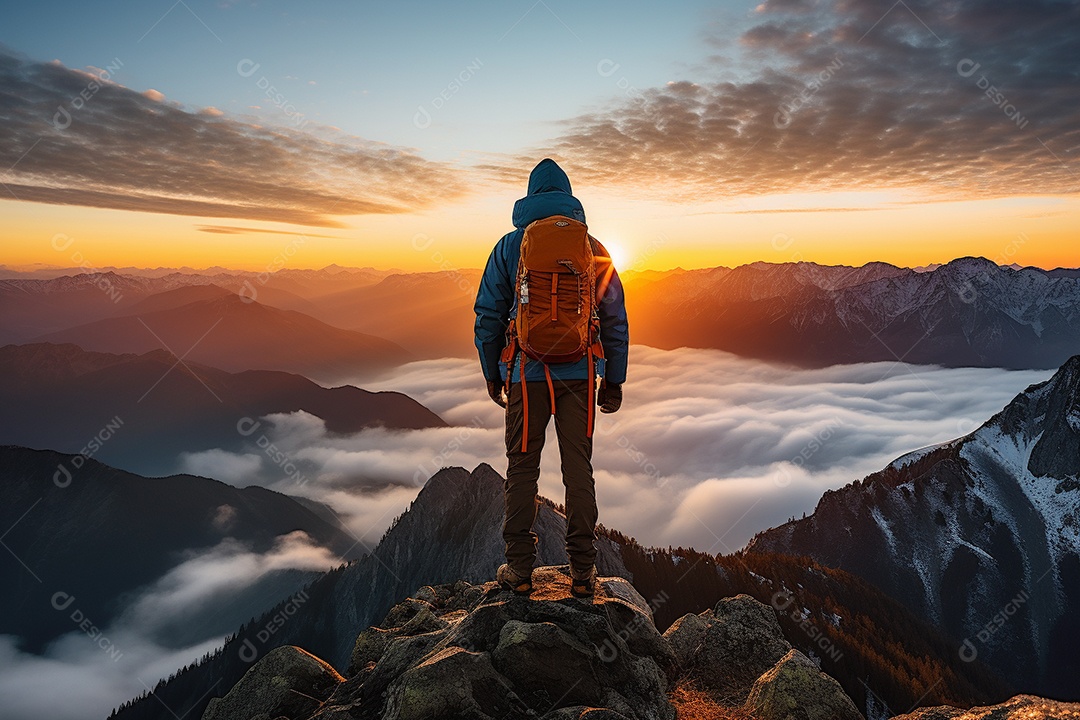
[2, 0, 1078, 272]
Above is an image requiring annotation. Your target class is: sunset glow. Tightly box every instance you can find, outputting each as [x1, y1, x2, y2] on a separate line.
[1, 1, 1076, 274]
[3, 4, 1080, 719]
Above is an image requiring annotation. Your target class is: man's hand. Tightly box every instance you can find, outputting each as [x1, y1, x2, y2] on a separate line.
[486, 380, 507, 408]
[597, 382, 622, 413]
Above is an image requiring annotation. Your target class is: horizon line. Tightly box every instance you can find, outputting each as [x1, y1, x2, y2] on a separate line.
[2, 256, 1078, 277]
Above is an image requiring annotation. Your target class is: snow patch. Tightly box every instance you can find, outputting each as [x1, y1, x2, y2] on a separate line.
[888, 441, 954, 471]
[1067, 407, 1080, 433]
[964, 425, 1080, 561]
[870, 507, 897, 554]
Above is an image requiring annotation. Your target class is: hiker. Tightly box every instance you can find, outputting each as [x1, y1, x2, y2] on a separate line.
[473, 158, 629, 598]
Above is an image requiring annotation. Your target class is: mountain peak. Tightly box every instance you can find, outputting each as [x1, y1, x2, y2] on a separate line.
[419, 464, 503, 499]
[939, 256, 998, 275]
[201, 567, 863, 720]
[1005, 353, 1080, 479]
[976, 352, 1080, 457]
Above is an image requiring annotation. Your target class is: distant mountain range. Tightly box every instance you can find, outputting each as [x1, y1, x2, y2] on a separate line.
[0, 343, 444, 475]
[0, 269, 476, 362]
[749, 354, 1080, 696]
[292, 270, 483, 359]
[624, 257, 1080, 369]
[0, 446, 360, 655]
[3, 258, 1076, 368]
[29, 290, 407, 381]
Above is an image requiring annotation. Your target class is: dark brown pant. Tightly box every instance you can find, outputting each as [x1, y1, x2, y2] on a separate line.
[503, 378, 597, 577]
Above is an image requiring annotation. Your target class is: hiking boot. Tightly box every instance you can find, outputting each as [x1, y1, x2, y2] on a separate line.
[497, 564, 533, 595]
[570, 565, 596, 598]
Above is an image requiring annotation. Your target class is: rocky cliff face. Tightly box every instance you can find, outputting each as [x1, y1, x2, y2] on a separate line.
[266, 463, 629, 671]
[200, 566, 863, 720]
[749, 356, 1080, 696]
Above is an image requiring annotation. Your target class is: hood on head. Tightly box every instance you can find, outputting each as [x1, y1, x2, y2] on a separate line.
[512, 158, 585, 229]
[527, 158, 573, 195]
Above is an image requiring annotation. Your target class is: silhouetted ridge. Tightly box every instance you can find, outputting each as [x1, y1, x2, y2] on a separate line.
[0, 342, 444, 475]
[0, 446, 361, 655]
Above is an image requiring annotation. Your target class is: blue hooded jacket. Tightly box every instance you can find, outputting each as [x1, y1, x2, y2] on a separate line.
[473, 158, 629, 384]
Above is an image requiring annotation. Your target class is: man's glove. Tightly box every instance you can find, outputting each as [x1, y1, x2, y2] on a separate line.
[597, 382, 622, 414]
[486, 380, 507, 408]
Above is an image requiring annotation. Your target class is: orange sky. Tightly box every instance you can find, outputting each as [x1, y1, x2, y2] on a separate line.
[4, 190, 1076, 274]
[3, 0, 1078, 276]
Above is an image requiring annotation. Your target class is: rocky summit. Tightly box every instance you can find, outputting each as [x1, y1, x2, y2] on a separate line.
[199, 565, 867, 720]
[893, 695, 1080, 719]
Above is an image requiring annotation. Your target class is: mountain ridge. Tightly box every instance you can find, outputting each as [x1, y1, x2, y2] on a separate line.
[0, 342, 444, 476]
[623, 256, 1080, 369]
[6, 258, 1078, 366]
[32, 293, 409, 381]
[748, 354, 1080, 696]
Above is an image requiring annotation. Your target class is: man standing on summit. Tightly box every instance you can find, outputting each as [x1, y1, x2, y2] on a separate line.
[474, 159, 629, 598]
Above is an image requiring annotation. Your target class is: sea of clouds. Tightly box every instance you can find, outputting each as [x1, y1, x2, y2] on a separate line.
[2, 346, 1052, 720]
[186, 345, 1051, 552]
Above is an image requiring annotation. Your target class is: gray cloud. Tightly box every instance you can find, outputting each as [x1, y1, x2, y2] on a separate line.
[194, 225, 341, 237]
[504, 0, 1080, 200]
[117, 531, 338, 634]
[0, 49, 467, 226]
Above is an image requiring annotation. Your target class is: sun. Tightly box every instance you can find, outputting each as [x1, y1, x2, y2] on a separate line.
[603, 238, 629, 271]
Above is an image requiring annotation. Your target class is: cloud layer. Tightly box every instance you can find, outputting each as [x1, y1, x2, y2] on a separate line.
[4, 347, 1049, 720]
[0, 531, 335, 720]
[517, 0, 1080, 199]
[182, 347, 1051, 553]
[0, 50, 466, 226]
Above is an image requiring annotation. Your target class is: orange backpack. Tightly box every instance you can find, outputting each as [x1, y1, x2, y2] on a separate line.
[501, 216, 608, 451]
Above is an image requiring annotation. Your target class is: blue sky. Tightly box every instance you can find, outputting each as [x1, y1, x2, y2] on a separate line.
[3, 0, 751, 158]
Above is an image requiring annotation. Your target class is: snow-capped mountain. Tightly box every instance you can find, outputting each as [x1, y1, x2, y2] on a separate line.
[748, 354, 1080, 696]
[6, 258, 1078, 367]
[626, 257, 1080, 369]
